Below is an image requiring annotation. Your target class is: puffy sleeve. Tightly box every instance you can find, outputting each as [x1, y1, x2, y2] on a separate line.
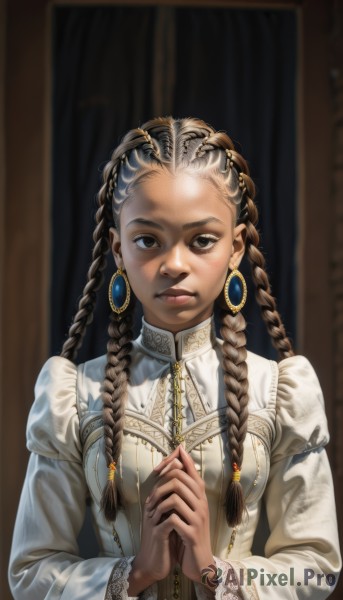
[203, 355, 341, 600]
[8, 357, 144, 600]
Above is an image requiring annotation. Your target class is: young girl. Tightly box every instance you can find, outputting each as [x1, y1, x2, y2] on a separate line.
[9, 117, 341, 599]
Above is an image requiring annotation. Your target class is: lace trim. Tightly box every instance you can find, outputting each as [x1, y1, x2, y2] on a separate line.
[105, 557, 134, 600]
[211, 557, 259, 600]
[193, 557, 244, 599]
[105, 558, 157, 600]
[213, 557, 243, 599]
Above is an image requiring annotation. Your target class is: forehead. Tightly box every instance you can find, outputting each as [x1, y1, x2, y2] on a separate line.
[120, 169, 234, 226]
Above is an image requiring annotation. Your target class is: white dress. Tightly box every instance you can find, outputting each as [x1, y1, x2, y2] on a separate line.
[8, 317, 341, 599]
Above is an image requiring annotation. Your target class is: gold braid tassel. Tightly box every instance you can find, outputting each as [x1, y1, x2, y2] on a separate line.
[232, 462, 241, 482]
[225, 461, 244, 527]
[107, 461, 116, 481]
[101, 461, 118, 521]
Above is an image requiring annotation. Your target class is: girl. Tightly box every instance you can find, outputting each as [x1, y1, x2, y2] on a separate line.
[9, 117, 341, 599]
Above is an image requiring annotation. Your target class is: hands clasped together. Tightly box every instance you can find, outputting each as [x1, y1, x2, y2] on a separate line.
[127, 444, 216, 595]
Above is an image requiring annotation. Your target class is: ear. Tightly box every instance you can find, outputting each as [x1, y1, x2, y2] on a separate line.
[229, 223, 246, 270]
[109, 227, 124, 269]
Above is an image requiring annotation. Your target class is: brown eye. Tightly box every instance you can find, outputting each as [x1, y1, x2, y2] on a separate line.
[192, 235, 218, 249]
[134, 235, 159, 249]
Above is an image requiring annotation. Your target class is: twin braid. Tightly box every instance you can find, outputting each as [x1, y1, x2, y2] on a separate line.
[61, 117, 294, 528]
[244, 191, 294, 359]
[100, 127, 164, 519]
[190, 130, 293, 526]
[184, 131, 250, 526]
[60, 175, 113, 362]
[100, 311, 133, 520]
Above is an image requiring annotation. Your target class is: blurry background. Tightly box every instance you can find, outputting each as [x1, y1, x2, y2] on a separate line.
[1, 0, 343, 597]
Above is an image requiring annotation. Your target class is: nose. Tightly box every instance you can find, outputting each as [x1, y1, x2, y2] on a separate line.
[160, 245, 190, 278]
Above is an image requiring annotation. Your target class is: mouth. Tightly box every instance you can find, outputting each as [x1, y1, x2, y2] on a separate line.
[156, 288, 196, 305]
[156, 288, 195, 297]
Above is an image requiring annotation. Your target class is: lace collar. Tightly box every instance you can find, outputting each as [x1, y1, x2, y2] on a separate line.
[137, 316, 216, 362]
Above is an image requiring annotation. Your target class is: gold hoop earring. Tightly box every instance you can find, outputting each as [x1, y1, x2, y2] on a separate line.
[109, 268, 131, 314]
[224, 268, 247, 314]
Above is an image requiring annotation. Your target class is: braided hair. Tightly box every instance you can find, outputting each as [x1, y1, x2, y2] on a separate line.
[61, 117, 293, 525]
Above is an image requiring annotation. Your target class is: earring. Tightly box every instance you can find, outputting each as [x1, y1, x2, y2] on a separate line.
[109, 267, 131, 314]
[224, 267, 247, 314]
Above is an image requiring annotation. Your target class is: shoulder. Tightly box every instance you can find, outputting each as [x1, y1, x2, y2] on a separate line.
[272, 354, 329, 460]
[245, 350, 278, 411]
[28, 354, 111, 459]
[76, 354, 107, 415]
[27, 356, 81, 460]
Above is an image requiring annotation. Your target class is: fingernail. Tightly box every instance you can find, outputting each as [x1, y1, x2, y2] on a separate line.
[145, 495, 150, 504]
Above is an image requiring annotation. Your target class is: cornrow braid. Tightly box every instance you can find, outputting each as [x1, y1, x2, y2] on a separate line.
[194, 131, 230, 158]
[175, 119, 214, 162]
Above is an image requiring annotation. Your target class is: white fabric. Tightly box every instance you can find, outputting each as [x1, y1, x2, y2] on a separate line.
[8, 316, 341, 599]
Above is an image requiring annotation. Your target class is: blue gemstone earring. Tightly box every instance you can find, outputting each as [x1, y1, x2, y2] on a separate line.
[109, 267, 131, 314]
[224, 267, 247, 314]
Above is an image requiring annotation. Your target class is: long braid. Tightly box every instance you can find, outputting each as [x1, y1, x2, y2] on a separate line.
[240, 176, 294, 359]
[180, 132, 249, 526]
[101, 310, 133, 520]
[100, 126, 164, 520]
[220, 311, 249, 526]
[60, 173, 114, 361]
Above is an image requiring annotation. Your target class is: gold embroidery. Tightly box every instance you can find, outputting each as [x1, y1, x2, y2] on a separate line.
[247, 413, 274, 454]
[184, 366, 207, 419]
[172, 362, 185, 447]
[173, 567, 181, 599]
[227, 527, 238, 555]
[140, 318, 214, 358]
[183, 320, 214, 353]
[112, 525, 125, 557]
[82, 416, 103, 458]
[124, 411, 171, 455]
[81, 415, 103, 446]
[141, 325, 172, 357]
[80, 409, 273, 459]
[149, 375, 167, 425]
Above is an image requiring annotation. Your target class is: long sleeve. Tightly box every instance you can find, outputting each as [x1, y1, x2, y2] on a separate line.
[8, 357, 139, 600]
[200, 356, 341, 600]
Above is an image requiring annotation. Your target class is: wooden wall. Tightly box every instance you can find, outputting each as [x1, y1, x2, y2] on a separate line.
[0, 0, 342, 598]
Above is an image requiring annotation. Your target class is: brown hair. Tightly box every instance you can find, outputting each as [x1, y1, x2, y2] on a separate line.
[60, 117, 293, 526]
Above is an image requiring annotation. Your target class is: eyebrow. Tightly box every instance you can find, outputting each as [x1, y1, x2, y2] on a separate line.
[126, 217, 224, 230]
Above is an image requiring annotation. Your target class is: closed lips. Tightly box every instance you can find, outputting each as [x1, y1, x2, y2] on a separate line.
[157, 289, 194, 296]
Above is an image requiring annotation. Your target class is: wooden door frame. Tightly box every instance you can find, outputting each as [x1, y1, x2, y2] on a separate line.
[1, 0, 341, 597]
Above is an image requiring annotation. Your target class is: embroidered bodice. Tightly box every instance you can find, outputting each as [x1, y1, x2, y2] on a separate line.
[8, 317, 341, 600]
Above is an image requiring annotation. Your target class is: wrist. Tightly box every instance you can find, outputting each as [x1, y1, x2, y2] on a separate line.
[127, 559, 156, 596]
[200, 561, 222, 592]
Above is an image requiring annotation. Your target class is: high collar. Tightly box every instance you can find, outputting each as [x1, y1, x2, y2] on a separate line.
[137, 316, 217, 362]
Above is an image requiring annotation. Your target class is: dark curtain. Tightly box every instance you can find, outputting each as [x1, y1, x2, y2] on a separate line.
[51, 6, 297, 363]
